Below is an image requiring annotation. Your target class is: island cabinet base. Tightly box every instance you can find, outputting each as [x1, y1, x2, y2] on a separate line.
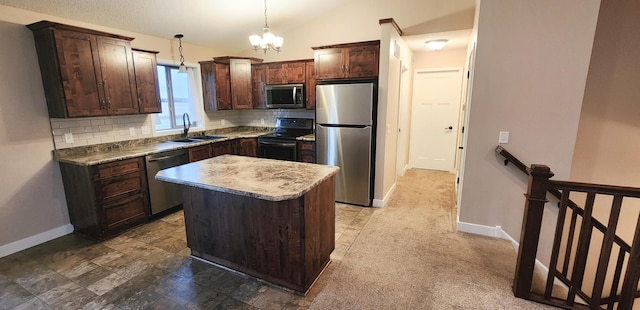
[182, 177, 335, 294]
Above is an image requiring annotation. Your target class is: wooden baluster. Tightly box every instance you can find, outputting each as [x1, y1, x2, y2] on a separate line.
[513, 164, 554, 299]
[591, 195, 623, 307]
[545, 189, 571, 300]
[567, 192, 596, 306]
[619, 213, 640, 309]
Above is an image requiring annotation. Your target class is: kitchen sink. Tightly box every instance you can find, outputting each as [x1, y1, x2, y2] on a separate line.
[166, 138, 202, 143]
[193, 135, 226, 141]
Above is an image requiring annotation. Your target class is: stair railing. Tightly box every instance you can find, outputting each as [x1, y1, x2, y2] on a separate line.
[496, 146, 640, 309]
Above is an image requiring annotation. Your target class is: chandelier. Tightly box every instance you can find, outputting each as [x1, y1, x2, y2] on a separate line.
[249, 0, 283, 53]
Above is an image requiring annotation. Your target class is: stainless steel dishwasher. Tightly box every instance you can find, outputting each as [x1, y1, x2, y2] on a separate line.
[145, 149, 189, 215]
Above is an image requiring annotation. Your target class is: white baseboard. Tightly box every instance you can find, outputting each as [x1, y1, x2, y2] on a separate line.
[0, 224, 74, 258]
[372, 183, 397, 208]
[457, 221, 551, 282]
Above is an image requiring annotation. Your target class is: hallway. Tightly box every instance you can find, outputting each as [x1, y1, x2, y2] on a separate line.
[0, 169, 551, 309]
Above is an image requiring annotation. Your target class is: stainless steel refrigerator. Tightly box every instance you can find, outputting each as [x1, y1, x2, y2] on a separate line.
[316, 82, 375, 206]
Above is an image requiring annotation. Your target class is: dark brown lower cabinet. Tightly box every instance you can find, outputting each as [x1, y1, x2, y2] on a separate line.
[59, 157, 148, 240]
[297, 141, 315, 163]
[232, 138, 258, 157]
[189, 145, 213, 162]
[183, 175, 335, 294]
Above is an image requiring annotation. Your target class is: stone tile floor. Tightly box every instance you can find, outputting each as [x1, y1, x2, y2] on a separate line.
[0, 203, 374, 310]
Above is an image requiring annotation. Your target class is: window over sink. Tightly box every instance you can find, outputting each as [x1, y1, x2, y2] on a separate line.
[153, 63, 203, 132]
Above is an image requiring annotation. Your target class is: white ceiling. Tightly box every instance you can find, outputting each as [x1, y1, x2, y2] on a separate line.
[0, 0, 472, 54]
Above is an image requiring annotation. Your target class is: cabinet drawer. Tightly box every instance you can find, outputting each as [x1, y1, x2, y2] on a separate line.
[298, 141, 314, 151]
[94, 157, 144, 179]
[102, 194, 147, 232]
[95, 171, 143, 201]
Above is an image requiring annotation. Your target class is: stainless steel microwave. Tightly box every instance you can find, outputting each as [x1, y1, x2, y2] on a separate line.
[265, 84, 304, 109]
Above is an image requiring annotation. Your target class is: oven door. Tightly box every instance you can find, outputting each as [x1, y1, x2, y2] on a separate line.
[258, 139, 297, 161]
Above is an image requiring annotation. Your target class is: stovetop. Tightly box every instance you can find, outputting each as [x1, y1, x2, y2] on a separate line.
[259, 118, 314, 140]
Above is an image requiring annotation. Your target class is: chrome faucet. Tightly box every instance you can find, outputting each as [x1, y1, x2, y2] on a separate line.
[182, 113, 191, 137]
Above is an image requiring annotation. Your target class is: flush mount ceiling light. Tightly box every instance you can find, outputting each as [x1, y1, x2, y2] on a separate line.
[426, 39, 448, 51]
[249, 0, 283, 53]
[174, 34, 187, 73]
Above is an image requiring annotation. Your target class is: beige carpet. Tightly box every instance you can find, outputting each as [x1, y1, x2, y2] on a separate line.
[309, 169, 554, 309]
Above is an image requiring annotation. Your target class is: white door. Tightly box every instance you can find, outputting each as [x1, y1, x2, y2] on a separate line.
[409, 68, 463, 172]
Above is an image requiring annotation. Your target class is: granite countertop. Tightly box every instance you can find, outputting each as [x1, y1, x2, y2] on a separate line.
[55, 130, 270, 166]
[297, 134, 315, 142]
[155, 155, 339, 201]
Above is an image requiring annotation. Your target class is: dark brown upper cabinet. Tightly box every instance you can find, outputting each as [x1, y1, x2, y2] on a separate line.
[312, 40, 380, 80]
[132, 49, 162, 114]
[27, 21, 139, 118]
[265, 61, 306, 84]
[305, 60, 316, 109]
[252, 64, 267, 109]
[200, 57, 262, 111]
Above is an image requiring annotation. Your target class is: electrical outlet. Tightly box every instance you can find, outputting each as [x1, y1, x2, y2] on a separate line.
[498, 131, 509, 144]
[260, 118, 265, 125]
[141, 126, 150, 135]
[221, 119, 225, 126]
[64, 133, 74, 144]
[129, 127, 136, 136]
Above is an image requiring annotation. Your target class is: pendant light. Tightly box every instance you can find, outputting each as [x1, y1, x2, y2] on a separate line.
[249, 0, 283, 53]
[174, 34, 187, 73]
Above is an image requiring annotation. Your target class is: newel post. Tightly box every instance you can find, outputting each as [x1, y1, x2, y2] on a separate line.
[513, 164, 554, 299]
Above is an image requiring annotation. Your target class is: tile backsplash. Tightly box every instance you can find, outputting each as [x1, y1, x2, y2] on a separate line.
[51, 109, 315, 149]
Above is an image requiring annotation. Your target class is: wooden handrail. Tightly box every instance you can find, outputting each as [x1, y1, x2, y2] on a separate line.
[550, 180, 640, 198]
[496, 145, 529, 175]
[495, 146, 634, 251]
[496, 146, 640, 309]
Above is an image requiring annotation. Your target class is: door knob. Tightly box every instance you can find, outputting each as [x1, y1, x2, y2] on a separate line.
[445, 126, 453, 130]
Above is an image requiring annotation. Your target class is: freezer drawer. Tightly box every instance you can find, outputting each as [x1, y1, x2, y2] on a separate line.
[316, 125, 372, 206]
[316, 83, 374, 126]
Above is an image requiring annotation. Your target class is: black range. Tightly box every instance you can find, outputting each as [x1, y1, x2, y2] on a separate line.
[258, 118, 314, 161]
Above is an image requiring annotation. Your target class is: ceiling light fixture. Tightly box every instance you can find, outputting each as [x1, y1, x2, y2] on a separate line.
[426, 39, 448, 51]
[249, 0, 283, 53]
[174, 34, 187, 73]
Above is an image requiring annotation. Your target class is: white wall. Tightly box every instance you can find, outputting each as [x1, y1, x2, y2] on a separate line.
[0, 20, 71, 251]
[373, 22, 411, 206]
[413, 48, 468, 69]
[570, 0, 640, 244]
[238, 0, 475, 62]
[458, 0, 601, 264]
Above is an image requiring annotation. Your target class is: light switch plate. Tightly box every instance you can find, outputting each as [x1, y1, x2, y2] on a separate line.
[64, 133, 74, 144]
[260, 118, 265, 125]
[129, 127, 136, 136]
[498, 131, 509, 144]
[141, 126, 150, 135]
[221, 119, 225, 126]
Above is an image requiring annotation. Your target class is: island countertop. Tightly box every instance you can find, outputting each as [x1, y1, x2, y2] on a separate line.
[155, 155, 339, 201]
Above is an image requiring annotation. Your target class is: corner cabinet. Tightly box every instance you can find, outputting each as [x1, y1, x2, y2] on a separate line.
[59, 157, 149, 240]
[200, 57, 263, 111]
[27, 21, 140, 118]
[132, 49, 162, 113]
[312, 40, 380, 80]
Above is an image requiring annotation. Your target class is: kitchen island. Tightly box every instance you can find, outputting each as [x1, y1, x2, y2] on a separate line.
[155, 155, 339, 294]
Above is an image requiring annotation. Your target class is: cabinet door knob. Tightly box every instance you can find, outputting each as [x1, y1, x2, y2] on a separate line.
[445, 126, 453, 130]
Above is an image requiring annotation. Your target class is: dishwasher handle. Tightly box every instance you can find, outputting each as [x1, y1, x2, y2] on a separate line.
[146, 153, 187, 162]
